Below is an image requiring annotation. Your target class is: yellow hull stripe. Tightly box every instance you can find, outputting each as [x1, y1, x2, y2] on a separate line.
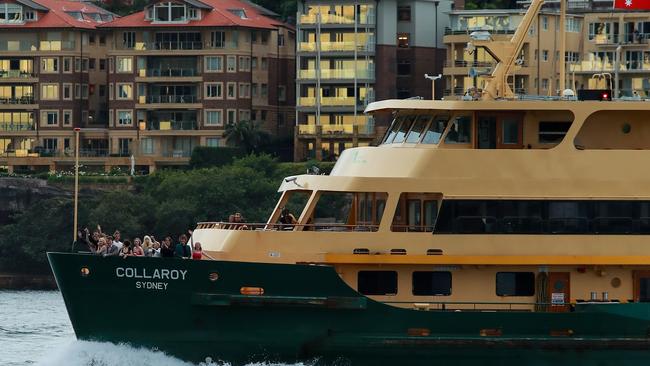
[323, 254, 650, 265]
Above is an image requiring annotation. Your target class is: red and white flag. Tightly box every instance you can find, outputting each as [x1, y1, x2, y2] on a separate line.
[614, 0, 650, 9]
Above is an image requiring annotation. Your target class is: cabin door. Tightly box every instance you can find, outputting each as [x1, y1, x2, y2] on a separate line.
[633, 271, 650, 302]
[548, 272, 571, 312]
[477, 116, 497, 149]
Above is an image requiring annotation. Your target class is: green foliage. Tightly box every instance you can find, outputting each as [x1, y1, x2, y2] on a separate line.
[189, 146, 246, 169]
[464, 0, 517, 9]
[0, 155, 319, 273]
[224, 121, 271, 154]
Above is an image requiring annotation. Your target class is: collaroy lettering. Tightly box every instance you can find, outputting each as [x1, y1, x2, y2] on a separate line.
[115, 267, 188, 281]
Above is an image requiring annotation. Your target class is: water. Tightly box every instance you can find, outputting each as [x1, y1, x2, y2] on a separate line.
[0, 291, 306, 366]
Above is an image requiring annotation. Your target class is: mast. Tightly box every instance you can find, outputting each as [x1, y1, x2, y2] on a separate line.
[472, 0, 545, 100]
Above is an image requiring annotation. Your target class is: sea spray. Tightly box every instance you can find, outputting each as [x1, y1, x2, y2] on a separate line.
[35, 340, 315, 366]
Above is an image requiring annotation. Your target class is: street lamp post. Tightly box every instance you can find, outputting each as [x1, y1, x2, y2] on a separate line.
[425, 74, 443, 100]
[73, 127, 80, 247]
[433, 0, 441, 99]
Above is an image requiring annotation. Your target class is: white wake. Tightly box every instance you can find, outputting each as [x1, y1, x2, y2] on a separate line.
[34, 340, 311, 366]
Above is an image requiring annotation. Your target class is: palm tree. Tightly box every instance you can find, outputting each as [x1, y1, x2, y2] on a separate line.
[223, 120, 271, 154]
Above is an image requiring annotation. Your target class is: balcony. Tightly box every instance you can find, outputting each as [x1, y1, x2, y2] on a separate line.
[297, 123, 375, 136]
[568, 61, 650, 73]
[143, 68, 198, 77]
[299, 96, 357, 107]
[444, 27, 515, 35]
[116, 41, 205, 51]
[298, 41, 374, 53]
[145, 120, 198, 131]
[298, 68, 374, 80]
[144, 95, 198, 104]
[444, 60, 496, 68]
[299, 13, 375, 26]
[0, 122, 34, 131]
[0, 96, 36, 109]
[0, 70, 36, 81]
[39, 41, 75, 51]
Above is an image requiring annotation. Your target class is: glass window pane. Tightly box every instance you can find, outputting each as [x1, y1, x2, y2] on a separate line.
[502, 119, 519, 144]
[422, 116, 449, 144]
[405, 115, 431, 143]
[393, 115, 415, 143]
[496, 272, 535, 296]
[445, 116, 472, 144]
[383, 116, 403, 144]
[358, 271, 397, 295]
[413, 271, 451, 296]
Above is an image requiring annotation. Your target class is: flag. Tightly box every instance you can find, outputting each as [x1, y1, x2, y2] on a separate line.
[614, 0, 650, 9]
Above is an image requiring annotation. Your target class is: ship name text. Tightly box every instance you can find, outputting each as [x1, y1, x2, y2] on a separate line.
[115, 267, 187, 290]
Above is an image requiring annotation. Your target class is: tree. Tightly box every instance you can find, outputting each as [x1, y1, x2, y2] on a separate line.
[223, 121, 271, 154]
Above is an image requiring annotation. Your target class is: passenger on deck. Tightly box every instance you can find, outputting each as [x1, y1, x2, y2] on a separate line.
[151, 240, 161, 257]
[228, 212, 248, 230]
[175, 235, 191, 259]
[279, 208, 297, 230]
[104, 238, 120, 257]
[132, 238, 144, 256]
[161, 237, 175, 258]
[95, 238, 108, 256]
[119, 240, 132, 258]
[192, 242, 203, 260]
[142, 236, 153, 256]
[113, 231, 124, 250]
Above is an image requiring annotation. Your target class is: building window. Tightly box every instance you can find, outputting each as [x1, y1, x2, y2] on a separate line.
[238, 83, 250, 98]
[82, 58, 89, 72]
[42, 110, 58, 126]
[358, 271, 397, 296]
[226, 56, 237, 72]
[210, 31, 225, 48]
[542, 78, 549, 90]
[122, 31, 135, 48]
[261, 31, 269, 44]
[63, 110, 72, 126]
[239, 109, 250, 122]
[41, 84, 59, 100]
[412, 271, 452, 296]
[205, 82, 223, 99]
[41, 57, 58, 73]
[188, 7, 199, 20]
[206, 137, 220, 147]
[99, 58, 106, 70]
[24, 9, 36, 21]
[496, 272, 535, 297]
[89, 58, 96, 70]
[397, 33, 410, 48]
[82, 84, 89, 99]
[205, 110, 223, 126]
[227, 82, 236, 99]
[116, 56, 132, 73]
[278, 34, 285, 46]
[99, 85, 106, 97]
[0, 4, 23, 24]
[63, 83, 72, 100]
[43, 138, 57, 152]
[251, 57, 257, 69]
[75, 84, 80, 99]
[278, 85, 286, 102]
[542, 50, 549, 61]
[261, 83, 268, 97]
[205, 56, 223, 72]
[141, 138, 154, 154]
[116, 83, 132, 100]
[398, 6, 411, 21]
[261, 57, 268, 70]
[153, 1, 187, 22]
[542, 16, 548, 30]
[238, 56, 250, 71]
[99, 35, 106, 45]
[397, 60, 411, 76]
[63, 57, 71, 73]
[117, 110, 133, 126]
[227, 109, 236, 124]
[251, 83, 258, 97]
[74, 57, 81, 72]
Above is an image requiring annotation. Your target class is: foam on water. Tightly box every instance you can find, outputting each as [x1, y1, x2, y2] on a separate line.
[34, 340, 309, 366]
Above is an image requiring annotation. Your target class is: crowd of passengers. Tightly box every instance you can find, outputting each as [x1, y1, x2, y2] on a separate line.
[75, 226, 204, 259]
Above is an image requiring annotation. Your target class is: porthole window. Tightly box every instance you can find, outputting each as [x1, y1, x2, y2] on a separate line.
[622, 123, 631, 134]
[358, 271, 397, 295]
[208, 272, 219, 282]
[80, 267, 90, 277]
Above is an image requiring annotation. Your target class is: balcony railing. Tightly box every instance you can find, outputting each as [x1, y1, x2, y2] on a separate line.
[298, 68, 374, 80]
[39, 41, 75, 51]
[444, 60, 496, 68]
[0, 123, 34, 131]
[298, 41, 374, 52]
[143, 95, 198, 104]
[298, 123, 375, 136]
[142, 68, 198, 77]
[117, 41, 205, 50]
[146, 120, 197, 130]
[568, 61, 650, 72]
[299, 13, 375, 25]
[299, 96, 360, 107]
[444, 27, 515, 35]
[0, 70, 35, 78]
[0, 96, 35, 105]
[80, 148, 109, 157]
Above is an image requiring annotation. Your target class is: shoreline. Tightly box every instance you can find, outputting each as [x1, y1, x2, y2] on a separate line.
[0, 274, 58, 290]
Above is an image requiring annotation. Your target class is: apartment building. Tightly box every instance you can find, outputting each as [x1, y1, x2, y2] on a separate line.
[443, 9, 584, 97]
[295, 0, 451, 161]
[0, 0, 113, 173]
[0, 0, 295, 174]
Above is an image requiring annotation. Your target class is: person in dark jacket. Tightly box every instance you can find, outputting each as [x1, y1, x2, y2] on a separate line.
[160, 237, 175, 258]
[174, 234, 191, 259]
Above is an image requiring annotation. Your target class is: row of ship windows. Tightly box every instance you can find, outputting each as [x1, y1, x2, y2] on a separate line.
[358, 271, 534, 297]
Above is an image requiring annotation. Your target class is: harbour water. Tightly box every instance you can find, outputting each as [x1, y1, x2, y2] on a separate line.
[0, 290, 303, 366]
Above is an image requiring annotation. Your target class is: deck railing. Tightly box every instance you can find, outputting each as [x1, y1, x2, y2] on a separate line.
[195, 222, 380, 232]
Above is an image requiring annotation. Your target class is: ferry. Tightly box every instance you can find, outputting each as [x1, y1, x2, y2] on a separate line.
[48, 0, 650, 364]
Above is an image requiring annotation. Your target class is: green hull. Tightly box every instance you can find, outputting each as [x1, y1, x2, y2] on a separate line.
[48, 253, 650, 365]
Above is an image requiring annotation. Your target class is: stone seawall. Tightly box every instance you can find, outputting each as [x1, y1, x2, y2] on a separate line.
[0, 274, 57, 290]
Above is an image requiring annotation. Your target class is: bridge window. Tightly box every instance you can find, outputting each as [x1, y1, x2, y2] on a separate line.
[405, 115, 431, 143]
[421, 115, 449, 144]
[413, 271, 451, 296]
[391, 193, 440, 232]
[496, 272, 535, 296]
[309, 191, 387, 231]
[393, 115, 415, 143]
[444, 115, 472, 144]
[358, 271, 397, 295]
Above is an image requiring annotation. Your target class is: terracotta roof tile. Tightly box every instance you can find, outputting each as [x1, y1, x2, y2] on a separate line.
[2, 0, 116, 29]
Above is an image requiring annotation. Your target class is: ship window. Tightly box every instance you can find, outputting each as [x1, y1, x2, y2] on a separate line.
[358, 271, 398, 295]
[310, 191, 387, 231]
[393, 115, 416, 143]
[405, 115, 431, 143]
[413, 271, 451, 296]
[539, 121, 571, 144]
[274, 190, 312, 229]
[444, 115, 472, 144]
[383, 116, 404, 144]
[496, 272, 535, 296]
[391, 193, 441, 232]
[421, 115, 449, 144]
